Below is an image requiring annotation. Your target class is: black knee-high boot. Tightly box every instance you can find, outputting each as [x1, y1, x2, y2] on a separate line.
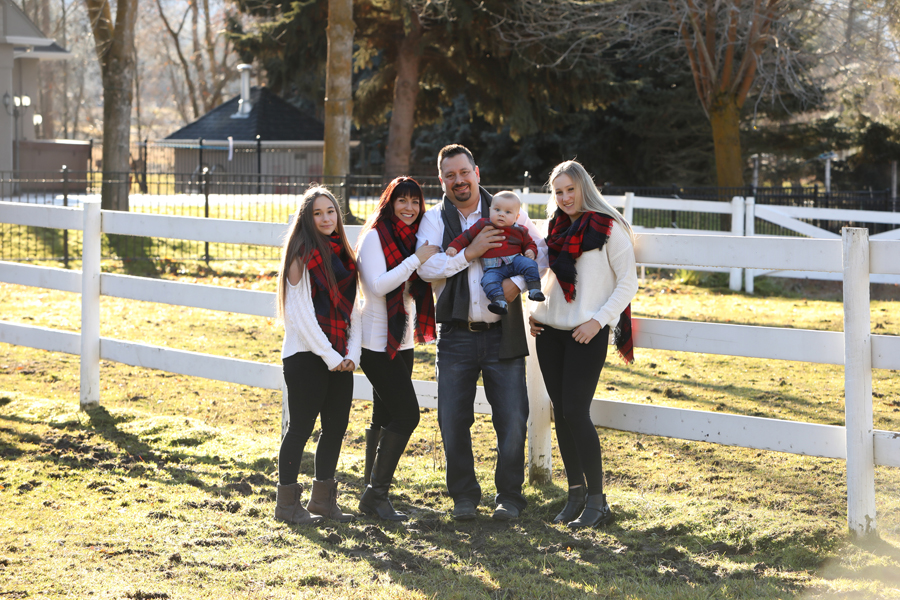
[363, 427, 382, 485]
[358, 428, 409, 521]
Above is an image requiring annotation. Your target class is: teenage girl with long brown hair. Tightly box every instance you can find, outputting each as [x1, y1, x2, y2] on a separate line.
[274, 186, 360, 525]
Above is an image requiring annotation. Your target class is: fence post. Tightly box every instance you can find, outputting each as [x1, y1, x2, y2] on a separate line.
[62, 165, 69, 269]
[80, 200, 101, 409]
[88, 138, 94, 194]
[202, 166, 210, 264]
[744, 196, 755, 294]
[525, 307, 552, 484]
[256, 135, 262, 194]
[624, 192, 635, 225]
[729, 196, 744, 291]
[892, 160, 897, 213]
[842, 227, 876, 538]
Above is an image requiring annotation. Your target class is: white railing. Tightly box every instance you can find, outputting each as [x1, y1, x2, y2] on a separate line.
[2, 199, 899, 538]
[523, 191, 900, 292]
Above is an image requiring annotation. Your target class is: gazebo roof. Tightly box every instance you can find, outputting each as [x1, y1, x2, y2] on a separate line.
[165, 87, 325, 142]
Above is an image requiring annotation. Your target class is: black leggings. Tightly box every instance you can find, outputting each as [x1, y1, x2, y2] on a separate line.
[278, 351, 353, 485]
[535, 324, 610, 495]
[359, 347, 420, 436]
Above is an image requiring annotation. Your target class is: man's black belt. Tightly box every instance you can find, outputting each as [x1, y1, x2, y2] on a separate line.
[453, 320, 501, 332]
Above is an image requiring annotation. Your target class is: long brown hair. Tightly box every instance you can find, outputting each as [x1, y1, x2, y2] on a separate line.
[276, 186, 356, 323]
[357, 177, 426, 248]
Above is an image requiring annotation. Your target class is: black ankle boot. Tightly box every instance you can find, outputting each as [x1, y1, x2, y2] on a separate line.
[552, 486, 587, 524]
[362, 427, 382, 486]
[568, 493, 612, 529]
[358, 429, 410, 521]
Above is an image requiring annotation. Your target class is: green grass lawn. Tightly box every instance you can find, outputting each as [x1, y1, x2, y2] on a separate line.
[1, 269, 899, 599]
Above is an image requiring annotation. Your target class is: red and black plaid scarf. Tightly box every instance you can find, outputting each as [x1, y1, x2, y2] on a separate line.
[546, 210, 634, 363]
[375, 216, 436, 358]
[306, 234, 357, 356]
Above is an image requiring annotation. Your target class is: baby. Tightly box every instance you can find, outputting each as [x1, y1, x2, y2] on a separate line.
[446, 191, 544, 315]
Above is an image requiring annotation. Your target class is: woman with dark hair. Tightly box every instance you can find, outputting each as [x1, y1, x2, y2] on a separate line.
[274, 186, 360, 525]
[529, 160, 638, 529]
[355, 177, 441, 521]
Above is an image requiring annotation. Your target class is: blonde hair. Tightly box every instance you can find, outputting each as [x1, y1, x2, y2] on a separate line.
[275, 186, 355, 324]
[547, 160, 635, 246]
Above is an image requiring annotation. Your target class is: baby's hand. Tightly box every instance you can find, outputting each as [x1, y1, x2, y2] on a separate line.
[524, 249, 536, 260]
[446, 247, 458, 257]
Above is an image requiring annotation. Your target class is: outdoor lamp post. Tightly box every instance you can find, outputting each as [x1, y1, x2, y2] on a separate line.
[3, 93, 32, 179]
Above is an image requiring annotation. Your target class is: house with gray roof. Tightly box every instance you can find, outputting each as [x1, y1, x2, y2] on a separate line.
[163, 66, 339, 192]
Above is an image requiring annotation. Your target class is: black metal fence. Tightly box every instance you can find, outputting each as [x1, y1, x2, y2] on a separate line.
[1, 170, 896, 265]
[605, 184, 898, 236]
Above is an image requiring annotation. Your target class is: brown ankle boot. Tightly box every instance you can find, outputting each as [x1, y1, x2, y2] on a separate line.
[307, 478, 354, 522]
[275, 483, 323, 525]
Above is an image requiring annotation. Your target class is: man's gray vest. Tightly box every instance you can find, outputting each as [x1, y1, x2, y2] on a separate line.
[435, 187, 529, 360]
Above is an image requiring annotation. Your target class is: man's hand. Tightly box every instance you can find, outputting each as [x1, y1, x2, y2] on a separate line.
[463, 226, 504, 261]
[528, 315, 544, 337]
[502, 279, 521, 303]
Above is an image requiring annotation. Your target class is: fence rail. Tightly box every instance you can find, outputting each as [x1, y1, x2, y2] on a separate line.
[1, 199, 898, 537]
[1, 170, 897, 263]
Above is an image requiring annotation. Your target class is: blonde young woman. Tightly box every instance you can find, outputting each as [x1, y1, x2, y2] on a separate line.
[274, 186, 360, 525]
[529, 160, 638, 529]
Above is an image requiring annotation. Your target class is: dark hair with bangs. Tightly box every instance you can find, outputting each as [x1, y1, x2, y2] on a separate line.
[357, 177, 426, 248]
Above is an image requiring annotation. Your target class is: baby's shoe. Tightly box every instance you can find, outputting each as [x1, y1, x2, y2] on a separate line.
[528, 289, 545, 302]
[488, 299, 508, 315]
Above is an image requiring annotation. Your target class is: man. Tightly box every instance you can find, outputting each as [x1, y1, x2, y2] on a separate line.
[416, 144, 547, 521]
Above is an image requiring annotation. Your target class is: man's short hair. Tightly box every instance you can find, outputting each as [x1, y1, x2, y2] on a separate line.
[437, 144, 476, 173]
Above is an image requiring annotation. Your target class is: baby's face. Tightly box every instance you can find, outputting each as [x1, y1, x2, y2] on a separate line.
[490, 197, 519, 227]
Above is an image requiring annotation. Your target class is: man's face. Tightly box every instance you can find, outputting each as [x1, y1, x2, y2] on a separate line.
[439, 153, 480, 205]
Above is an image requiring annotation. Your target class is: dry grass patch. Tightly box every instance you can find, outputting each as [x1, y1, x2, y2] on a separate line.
[2, 269, 900, 599]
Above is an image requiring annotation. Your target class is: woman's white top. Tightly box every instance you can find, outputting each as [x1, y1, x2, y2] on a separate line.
[356, 228, 423, 352]
[281, 268, 361, 370]
[529, 221, 638, 336]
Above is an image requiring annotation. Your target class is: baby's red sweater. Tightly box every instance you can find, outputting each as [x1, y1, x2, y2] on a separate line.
[448, 219, 538, 259]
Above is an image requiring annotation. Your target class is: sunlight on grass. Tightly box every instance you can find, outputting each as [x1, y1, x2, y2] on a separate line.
[1, 273, 900, 598]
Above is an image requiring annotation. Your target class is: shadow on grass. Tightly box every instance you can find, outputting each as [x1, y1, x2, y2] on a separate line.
[0, 404, 290, 502]
[0, 400, 829, 597]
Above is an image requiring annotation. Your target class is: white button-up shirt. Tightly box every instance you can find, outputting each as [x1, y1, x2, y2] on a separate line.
[415, 198, 548, 323]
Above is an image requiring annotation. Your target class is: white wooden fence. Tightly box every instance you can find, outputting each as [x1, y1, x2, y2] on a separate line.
[521, 191, 900, 291]
[2, 199, 899, 538]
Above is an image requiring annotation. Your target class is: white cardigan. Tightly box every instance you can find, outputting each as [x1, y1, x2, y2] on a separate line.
[529, 222, 638, 334]
[356, 228, 422, 352]
[281, 268, 361, 370]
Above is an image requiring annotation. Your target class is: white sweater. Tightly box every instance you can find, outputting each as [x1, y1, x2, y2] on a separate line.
[529, 222, 638, 335]
[356, 228, 422, 352]
[281, 269, 361, 370]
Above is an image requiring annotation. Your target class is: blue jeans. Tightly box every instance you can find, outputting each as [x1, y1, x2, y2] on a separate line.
[436, 323, 529, 510]
[481, 255, 541, 302]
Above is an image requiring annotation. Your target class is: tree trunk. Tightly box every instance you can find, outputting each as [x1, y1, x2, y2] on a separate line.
[709, 95, 744, 190]
[100, 55, 136, 211]
[85, 0, 138, 211]
[323, 0, 355, 219]
[383, 12, 423, 180]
